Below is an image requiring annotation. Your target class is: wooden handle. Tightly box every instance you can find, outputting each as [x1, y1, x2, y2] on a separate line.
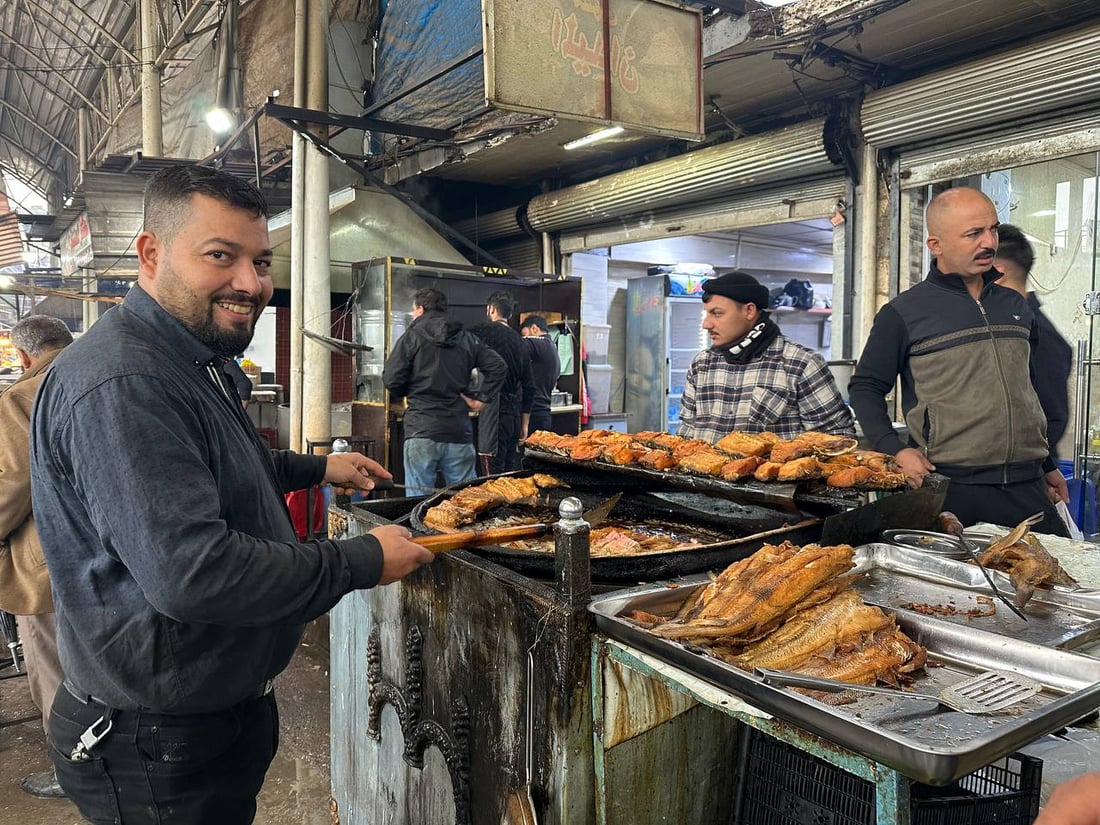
[413, 523, 552, 553]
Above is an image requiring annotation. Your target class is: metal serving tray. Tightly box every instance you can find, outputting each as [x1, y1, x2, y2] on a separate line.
[590, 577, 1100, 785]
[855, 543, 1100, 655]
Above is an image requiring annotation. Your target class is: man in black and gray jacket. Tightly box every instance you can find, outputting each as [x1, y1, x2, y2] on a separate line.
[849, 187, 1069, 536]
[383, 287, 506, 495]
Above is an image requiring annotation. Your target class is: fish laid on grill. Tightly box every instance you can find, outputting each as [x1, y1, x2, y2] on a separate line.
[627, 541, 926, 688]
[976, 514, 1078, 607]
[521, 428, 906, 490]
[421, 474, 565, 531]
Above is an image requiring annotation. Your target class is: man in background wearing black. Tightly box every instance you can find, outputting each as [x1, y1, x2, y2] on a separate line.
[994, 223, 1073, 459]
[520, 314, 561, 436]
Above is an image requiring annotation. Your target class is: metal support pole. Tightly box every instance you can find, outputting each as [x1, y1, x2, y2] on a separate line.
[76, 106, 88, 173]
[302, 0, 332, 448]
[138, 0, 162, 156]
[289, 0, 308, 452]
[1074, 339, 1089, 480]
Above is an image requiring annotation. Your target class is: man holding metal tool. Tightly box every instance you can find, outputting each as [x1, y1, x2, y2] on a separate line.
[29, 165, 435, 824]
[849, 187, 1068, 535]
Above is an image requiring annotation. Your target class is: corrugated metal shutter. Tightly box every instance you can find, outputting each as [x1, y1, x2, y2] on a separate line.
[898, 111, 1100, 188]
[527, 119, 833, 233]
[862, 21, 1100, 149]
[0, 191, 23, 270]
[484, 237, 541, 273]
[559, 177, 846, 253]
[453, 207, 523, 244]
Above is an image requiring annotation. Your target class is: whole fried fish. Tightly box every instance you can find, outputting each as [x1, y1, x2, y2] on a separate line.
[977, 516, 1077, 607]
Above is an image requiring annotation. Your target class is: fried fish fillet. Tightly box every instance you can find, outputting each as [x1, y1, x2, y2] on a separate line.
[826, 466, 907, 489]
[421, 474, 565, 531]
[714, 432, 772, 458]
[677, 448, 730, 476]
[777, 456, 825, 481]
[769, 432, 859, 464]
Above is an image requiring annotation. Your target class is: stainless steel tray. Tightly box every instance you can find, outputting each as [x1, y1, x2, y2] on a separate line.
[590, 577, 1100, 784]
[856, 543, 1100, 655]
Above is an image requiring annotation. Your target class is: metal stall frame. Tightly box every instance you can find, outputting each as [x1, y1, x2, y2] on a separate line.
[592, 638, 913, 825]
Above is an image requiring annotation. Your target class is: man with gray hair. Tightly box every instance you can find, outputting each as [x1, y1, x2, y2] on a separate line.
[0, 314, 73, 798]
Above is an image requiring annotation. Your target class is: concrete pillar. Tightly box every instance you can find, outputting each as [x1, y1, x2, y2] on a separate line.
[138, 0, 162, 156]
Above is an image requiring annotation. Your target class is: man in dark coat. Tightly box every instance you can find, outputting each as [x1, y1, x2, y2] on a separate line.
[994, 223, 1073, 459]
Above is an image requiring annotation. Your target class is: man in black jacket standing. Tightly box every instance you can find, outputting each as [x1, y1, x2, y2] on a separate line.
[469, 290, 534, 473]
[994, 223, 1073, 459]
[849, 187, 1068, 535]
[29, 165, 434, 824]
[521, 314, 561, 436]
[384, 288, 506, 493]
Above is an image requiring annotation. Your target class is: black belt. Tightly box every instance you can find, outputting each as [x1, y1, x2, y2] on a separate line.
[63, 679, 275, 712]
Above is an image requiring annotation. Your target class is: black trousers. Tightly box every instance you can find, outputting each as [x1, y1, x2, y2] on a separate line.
[49, 683, 279, 825]
[528, 408, 552, 435]
[489, 408, 522, 474]
[943, 475, 1069, 538]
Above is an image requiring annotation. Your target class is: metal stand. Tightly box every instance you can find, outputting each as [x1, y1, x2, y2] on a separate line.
[0, 610, 25, 680]
[591, 639, 914, 825]
[304, 437, 376, 539]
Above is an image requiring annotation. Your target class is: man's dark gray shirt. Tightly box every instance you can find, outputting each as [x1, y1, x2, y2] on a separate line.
[30, 285, 383, 713]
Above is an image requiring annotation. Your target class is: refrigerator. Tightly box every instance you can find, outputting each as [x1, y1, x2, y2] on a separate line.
[625, 275, 709, 433]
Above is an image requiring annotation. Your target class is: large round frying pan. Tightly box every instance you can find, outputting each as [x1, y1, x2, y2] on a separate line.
[409, 471, 824, 583]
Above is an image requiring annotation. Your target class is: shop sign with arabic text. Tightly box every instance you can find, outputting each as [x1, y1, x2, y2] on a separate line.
[484, 0, 703, 140]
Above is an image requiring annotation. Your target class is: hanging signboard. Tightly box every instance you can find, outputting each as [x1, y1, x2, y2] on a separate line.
[59, 212, 94, 278]
[483, 0, 703, 140]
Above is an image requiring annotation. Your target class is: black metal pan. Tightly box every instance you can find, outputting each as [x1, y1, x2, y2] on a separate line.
[409, 472, 824, 583]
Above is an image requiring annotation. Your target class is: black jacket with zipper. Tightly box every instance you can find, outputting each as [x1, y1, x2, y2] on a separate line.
[383, 311, 507, 443]
[849, 262, 1054, 484]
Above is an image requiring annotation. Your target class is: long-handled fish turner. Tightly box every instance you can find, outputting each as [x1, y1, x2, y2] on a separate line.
[757, 667, 1042, 715]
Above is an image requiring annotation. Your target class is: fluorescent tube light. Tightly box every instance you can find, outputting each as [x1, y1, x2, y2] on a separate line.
[563, 126, 625, 151]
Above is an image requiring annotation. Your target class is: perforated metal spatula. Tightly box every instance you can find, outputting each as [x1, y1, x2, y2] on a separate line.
[756, 667, 1042, 715]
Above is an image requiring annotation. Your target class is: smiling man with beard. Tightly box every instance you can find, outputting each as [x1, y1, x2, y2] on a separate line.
[29, 165, 434, 824]
[849, 186, 1069, 535]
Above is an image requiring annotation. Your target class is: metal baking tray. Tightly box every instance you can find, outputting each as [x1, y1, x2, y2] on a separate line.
[855, 543, 1100, 654]
[590, 577, 1100, 784]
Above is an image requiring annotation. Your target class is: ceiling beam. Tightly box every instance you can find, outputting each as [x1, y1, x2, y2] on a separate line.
[0, 99, 78, 160]
[18, 0, 112, 68]
[0, 120, 65, 186]
[0, 49, 108, 122]
[48, 0, 137, 61]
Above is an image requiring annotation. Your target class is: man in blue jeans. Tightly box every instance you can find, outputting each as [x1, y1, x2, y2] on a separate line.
[384, 288, 506, 494]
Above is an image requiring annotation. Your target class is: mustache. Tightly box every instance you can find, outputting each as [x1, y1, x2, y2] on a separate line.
[976, 247, 996, 258]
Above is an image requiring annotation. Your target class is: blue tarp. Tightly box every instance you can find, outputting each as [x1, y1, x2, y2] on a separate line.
[371, 0, 484, 140]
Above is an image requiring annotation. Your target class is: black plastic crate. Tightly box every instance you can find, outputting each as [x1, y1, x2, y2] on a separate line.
[733, 728, 1041, 825]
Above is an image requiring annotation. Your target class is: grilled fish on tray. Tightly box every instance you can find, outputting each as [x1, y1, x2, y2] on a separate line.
[626, 541, 927, 692]
[523, 428, 906, 490]
[975, 514, 1078, 608]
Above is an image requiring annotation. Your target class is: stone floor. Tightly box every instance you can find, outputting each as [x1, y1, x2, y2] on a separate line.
[0, 641, 333, 825]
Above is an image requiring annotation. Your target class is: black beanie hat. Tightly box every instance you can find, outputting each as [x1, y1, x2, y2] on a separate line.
[701, 271, 770, 310]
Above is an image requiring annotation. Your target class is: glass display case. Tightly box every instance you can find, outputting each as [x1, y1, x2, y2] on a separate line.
[349, 257, 583, 479]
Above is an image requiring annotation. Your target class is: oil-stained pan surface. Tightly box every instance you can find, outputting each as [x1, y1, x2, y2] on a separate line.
[590, 576, 1100, 784]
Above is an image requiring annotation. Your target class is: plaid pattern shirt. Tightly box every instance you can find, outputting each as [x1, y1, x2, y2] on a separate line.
[678, 336, 855, 442]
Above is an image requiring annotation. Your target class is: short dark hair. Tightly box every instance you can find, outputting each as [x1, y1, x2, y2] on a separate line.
[143, 165, 268, 242]
[11, 315, 73, 356]
[486, 290, 515, 319]
[995, 224, 1034, 276]
[413, 288, 448, 313]
[522, 314, 548, 332]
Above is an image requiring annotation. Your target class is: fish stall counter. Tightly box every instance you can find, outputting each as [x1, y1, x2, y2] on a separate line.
[325, 460, 882, 825]
[589, 525, 1100, 825]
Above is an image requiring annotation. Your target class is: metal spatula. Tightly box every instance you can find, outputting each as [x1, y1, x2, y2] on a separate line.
[756, 667, 1042, 715]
